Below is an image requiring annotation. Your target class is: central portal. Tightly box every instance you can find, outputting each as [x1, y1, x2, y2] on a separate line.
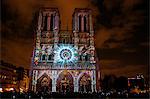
[56, 71, 74, 93]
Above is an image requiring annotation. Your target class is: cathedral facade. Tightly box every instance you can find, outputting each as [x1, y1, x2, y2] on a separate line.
[31, 8, 100, 93]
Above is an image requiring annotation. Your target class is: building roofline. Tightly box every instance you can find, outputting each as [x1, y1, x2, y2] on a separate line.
[39, 7, 59, 12]
[73, 8, 92, 15]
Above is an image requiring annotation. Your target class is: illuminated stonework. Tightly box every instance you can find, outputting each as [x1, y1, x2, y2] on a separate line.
[31, 8, 100, 93]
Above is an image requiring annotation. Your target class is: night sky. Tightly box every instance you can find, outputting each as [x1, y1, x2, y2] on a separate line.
[1, 0, 149, 79]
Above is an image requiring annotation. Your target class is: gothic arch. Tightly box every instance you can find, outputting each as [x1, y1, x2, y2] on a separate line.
[56, 71, 74, 92]
[78, 72, 92, 92]
[77, 71, 91, 82]
[56, 70, 74, 79]
[36, 73, 52, 92]
[37, 71, 52, 79]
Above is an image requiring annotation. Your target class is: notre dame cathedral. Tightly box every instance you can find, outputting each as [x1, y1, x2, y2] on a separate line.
[31, 8, 100, 93]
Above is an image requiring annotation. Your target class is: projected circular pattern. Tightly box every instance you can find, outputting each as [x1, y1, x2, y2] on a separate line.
[60, 49, 72, 60]
[54, 44, 78, 64]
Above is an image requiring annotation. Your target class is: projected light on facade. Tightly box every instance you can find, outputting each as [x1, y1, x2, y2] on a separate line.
[54, 44, 78, 64]
[31, 8, 99, 93]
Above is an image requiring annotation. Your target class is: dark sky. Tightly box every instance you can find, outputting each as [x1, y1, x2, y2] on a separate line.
[1, 0, 149, 79]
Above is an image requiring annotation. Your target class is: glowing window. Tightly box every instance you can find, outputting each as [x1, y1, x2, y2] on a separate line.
[54, 44, 78, 64]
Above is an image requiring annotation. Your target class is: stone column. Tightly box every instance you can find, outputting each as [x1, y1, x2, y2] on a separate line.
[89, 14, 93, 32]
[54, 13, 59, 49]
[91, 72, 94, 92]
[73, 14, 79, 67]
[38, 12, 42, 30]
[37, 12, 42, 44]
[78, 15, 79, 32]
[93, 70, 97, 92]
[32, 70, 37, 92]
[34, 70, 38, 92]
[53, 14, 59, 67]
[53, 14, 55, 30]
[74, 77, 78, 92]
[75, 13, 78, 31]
[32, 70, 35, 91]
[52, 78, 56, 92]
[47, 13, 51, 30]
[52, 71, 57, 92]
[42, 15, 45, 29]
[81, 15, 84, 32]
[54, 14, 59, 30]
[32, 86, 34, 91]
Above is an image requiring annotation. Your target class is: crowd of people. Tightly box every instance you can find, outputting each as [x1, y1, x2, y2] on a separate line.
[0, 90, 149, 98]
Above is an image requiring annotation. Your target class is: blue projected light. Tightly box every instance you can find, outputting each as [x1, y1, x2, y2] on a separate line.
[54, 44, 78, 64]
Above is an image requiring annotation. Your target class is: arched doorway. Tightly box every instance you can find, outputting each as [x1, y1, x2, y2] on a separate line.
[36, 73, 52, 94]
[56, 71, 74, 93]
[79, 73, 92, 92]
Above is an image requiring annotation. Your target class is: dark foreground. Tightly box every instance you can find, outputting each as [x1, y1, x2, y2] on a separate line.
[0, 91, 149, 99]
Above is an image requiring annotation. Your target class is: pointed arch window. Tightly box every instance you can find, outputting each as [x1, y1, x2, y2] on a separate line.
[43, 15, 48, 31]
[50, 14, 53, 31]
[42, 54, 46, 60]
[48, 54, 53, 61]
[84, 16, 87, 32]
